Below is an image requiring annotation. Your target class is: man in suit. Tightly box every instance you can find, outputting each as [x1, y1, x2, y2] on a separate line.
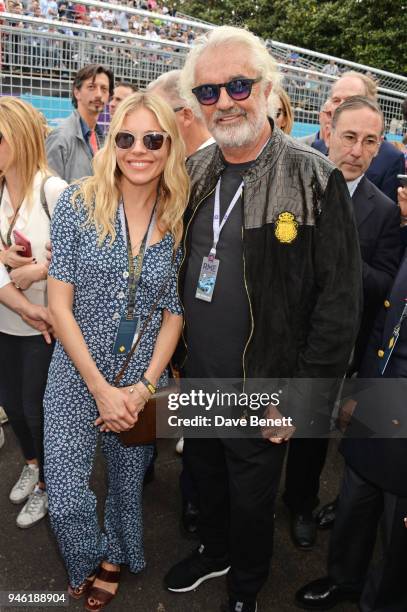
[312, 72, 405, 203]
[295, 224, 407, 611]
[284, 96, 401, 550]
[297, 100, 330, 146]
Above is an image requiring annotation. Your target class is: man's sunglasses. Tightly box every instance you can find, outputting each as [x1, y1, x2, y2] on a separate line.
[115, 131, 169, 150]
[192, 77, 262, 106]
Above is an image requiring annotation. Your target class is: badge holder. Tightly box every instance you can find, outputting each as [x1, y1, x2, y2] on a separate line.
[196, 255, 220, 303]
[113, 315, 140, 355]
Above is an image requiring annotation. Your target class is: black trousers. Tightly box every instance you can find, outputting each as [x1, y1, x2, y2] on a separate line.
[0, 332, 54, 483]
[283, 437, 330, 513]
[328, 464, 407, 612]
[183, 436, 286, 602]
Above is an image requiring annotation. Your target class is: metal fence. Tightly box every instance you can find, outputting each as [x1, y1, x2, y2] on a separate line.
[0, 10, 405, 137]
[0, 13, 189, 127]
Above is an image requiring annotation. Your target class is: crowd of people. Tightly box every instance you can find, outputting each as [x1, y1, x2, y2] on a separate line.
[1, 0, 199, 45]
[1, 24, 407, 612]
[0, 0, 198, 75]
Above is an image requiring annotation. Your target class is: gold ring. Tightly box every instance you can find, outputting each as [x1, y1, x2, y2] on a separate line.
[129, 386, 135, 394]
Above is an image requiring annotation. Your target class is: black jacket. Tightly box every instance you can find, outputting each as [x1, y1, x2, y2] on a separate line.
[341, 243, 407, 497]
[351, 176, 400, 370]
[178, 126, 363, 411]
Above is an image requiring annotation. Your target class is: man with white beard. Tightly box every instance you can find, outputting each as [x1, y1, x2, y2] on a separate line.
[164, 26, 363, 612]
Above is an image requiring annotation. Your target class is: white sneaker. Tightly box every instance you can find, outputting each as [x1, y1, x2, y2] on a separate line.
[9, 464, 39, 504]
[0, 425, 4, 449]
[0, 406, 8, 424]
[175, 437, 184, 455]
[16, 488, 48, 528]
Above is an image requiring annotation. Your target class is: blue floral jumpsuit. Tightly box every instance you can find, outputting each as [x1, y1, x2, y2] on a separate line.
[44, 185, 182, 588]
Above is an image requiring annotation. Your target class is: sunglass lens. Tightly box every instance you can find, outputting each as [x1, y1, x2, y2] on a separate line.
[196, 84, 220, 105]
[115, 132, 135, 149]
[228, 79, 251, 100]
[143, 133, 165, 150]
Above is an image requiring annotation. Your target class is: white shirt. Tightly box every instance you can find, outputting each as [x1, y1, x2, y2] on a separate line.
[346, 175, 364, 197]
[0, 263, 10, 289]
[0, 172, 67, 335]
[197, 137, 216, 151]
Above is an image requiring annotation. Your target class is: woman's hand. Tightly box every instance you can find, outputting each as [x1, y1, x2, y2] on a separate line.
[94, 382, 150, 433]
[10, 263, 47, 290]
[92, 382, 142, 433]
[0, 245, 35, 269]
[20, 304, 53, 344]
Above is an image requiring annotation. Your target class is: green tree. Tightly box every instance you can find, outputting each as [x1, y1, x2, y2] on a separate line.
[175, 0, 406, 76]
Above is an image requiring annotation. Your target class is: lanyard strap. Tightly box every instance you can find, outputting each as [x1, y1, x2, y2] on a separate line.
[122, 200, 156, 320]
[393, 299, 407, 335]
[209, 177, 244, 259]
[0, 181, 23, 249]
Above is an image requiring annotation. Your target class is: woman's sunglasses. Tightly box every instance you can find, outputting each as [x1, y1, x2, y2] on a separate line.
[192, 77, 262, 106]
[115, 131, 169, 150]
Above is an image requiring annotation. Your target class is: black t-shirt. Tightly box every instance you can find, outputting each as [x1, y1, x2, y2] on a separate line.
[183, 161, 253, 379]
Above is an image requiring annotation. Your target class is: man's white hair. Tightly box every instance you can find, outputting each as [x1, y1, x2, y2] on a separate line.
[179, 26, 281, 116]
[147, 70, 185, 108]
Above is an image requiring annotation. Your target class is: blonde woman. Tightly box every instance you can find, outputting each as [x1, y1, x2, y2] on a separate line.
[268, 87, 294, 134]
[0, 97, 67, 529]
[44, 92, 189, 610]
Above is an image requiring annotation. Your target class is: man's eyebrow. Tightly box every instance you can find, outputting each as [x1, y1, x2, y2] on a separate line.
[342, 129, 378, 137]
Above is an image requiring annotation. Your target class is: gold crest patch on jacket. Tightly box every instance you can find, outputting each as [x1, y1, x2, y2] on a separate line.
[275, 212, 298, 243]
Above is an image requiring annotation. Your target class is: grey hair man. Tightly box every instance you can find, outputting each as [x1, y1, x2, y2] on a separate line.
[312, 71, 404, 202]
[297, 99, 331, 146]
[295, 98, 403, 612]
[148, 69, 214, 156]
[286, 96, 401, 553]
[164, 25, 362, 612]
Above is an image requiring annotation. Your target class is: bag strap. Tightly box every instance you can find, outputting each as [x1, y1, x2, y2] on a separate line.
[40, 175, 53, 220]
[113, 251, 176, 387]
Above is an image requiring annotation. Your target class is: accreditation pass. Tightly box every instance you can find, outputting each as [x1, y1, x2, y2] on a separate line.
[195, 256, 220, 302]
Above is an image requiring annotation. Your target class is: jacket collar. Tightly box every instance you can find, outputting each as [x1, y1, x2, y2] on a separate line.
[189, 119, 286, 207]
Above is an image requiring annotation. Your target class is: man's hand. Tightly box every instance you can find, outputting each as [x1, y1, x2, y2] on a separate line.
[398, 186, 407, 219]
[337, 398, 357, 433]
[20, 304, 53, 344]
[261, 403, 296, 444]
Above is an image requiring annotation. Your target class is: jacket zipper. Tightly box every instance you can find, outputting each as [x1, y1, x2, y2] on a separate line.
[242, 223, 254, 393]
[177, 186, 217, 363]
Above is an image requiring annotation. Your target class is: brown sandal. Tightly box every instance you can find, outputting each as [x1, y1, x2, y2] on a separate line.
[85, 565, 120, 611]
[68, 573, 97, 600]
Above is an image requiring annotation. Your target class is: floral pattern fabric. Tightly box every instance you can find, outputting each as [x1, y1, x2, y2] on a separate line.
[44, 184, 182, 587]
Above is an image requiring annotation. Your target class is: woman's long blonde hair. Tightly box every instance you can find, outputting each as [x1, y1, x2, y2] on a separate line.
[0, 97, 51, 201]
[75, 92, 190, 249]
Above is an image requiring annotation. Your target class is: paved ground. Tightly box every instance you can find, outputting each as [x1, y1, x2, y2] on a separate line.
[0, 425, 359, 612]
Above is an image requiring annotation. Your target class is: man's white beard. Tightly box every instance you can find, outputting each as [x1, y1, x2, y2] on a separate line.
[208, 97, 268, 149]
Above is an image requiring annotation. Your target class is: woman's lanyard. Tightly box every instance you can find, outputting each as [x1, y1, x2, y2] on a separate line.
[122, 200, 156, 321]
[113, 200, 157, 356]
